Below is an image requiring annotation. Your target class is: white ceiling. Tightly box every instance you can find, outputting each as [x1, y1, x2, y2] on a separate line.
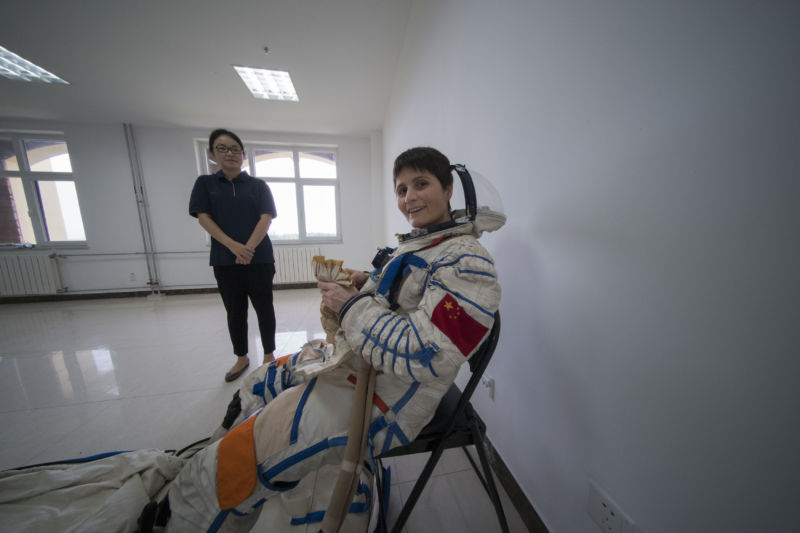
[0, 1, 411, 135]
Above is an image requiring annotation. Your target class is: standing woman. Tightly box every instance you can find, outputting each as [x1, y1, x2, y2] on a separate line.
[189, 128, 278, 382]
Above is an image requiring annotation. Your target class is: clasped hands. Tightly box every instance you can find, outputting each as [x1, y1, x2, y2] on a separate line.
[318, 268, 367, 314]
[229, 241, 255, 265]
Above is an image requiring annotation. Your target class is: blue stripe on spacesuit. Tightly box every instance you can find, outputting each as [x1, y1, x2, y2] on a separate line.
[281, 365, 292, 390]
[406, 316, 426, 380]
[370, 315, 395, 366]
[368, 416, 387, 442]
[407, 315, 425, 348]
[207, 509, 230, 533]
[429, 354, 440, 377]
[266, 365, 278, 398]
[252, 381, 265, 400]
[256, 466, 300, 492]
[290, 377, 317, 444]
[392, 334, 411, 368]
[366, 383, 418, 453]
[375, 253, 428, 299]
[389, 324, 409, 367]
[429, 280, 494, 318]
[258, 436, 348, 490]
[393, 381, 419, 414]
[288, 482, 371, 525]
[311, 344, 326, 358]
[380, 423, 410, 454]
[456, 268, 496, 277]
[381, 317, 404, 366]
[432, 253, 494, 271]
[406, 345, 438, 377]
[360, 322, 436, 380]
[360, 312, 391, 353]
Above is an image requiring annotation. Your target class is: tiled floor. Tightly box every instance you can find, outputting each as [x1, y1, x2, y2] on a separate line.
[0, 290, 526, 532]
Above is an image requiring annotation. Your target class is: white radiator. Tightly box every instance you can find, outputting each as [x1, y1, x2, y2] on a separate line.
[274, 246, 320, 285]
[0, 253, 65, 296]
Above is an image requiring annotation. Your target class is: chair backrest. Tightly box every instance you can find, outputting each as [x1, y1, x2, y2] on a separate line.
[468, 311, 501, 375]
[443, 311, 501, 434]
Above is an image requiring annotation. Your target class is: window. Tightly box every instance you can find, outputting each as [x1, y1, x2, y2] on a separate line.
[195, 140, 340, 243]
[0, 134, 87, 245]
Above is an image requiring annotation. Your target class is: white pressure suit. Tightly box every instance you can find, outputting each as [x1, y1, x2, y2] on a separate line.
[165, 211, 504, 532]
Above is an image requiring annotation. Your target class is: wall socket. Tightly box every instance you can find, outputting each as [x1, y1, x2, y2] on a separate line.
[129, 272, 136, 281]
[587, 481, 639, 533]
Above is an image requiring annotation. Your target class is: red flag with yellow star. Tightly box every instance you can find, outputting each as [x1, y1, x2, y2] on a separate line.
[430, 294, 489, 356]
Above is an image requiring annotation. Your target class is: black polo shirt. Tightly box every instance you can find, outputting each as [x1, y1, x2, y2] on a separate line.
[189, 171, 278, 266]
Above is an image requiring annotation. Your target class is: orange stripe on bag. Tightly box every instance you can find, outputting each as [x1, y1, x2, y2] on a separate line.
[216, 414, 258, 510]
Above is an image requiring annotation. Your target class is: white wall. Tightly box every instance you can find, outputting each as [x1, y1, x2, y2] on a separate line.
[0, 119, 380, 292]
[383, 1, 799, 532]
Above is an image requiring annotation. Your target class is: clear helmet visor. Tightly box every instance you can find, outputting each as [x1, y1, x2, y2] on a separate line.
[450, 165, 506, 235]
[397, 163, 506, 242]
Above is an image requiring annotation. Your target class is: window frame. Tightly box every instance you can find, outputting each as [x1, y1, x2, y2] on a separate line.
[0, 132, 87, 248]
[194, 139, 342, 244]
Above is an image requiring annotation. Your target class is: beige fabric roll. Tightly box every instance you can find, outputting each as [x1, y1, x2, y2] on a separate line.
[312, 256, 353, 344]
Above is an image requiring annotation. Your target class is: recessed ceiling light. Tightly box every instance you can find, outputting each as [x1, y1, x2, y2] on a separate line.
[0, 45, 68, 84]
[233, 66, 299, 102]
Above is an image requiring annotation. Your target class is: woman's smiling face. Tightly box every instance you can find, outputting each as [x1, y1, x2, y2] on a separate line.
[394, 167, 453, 228]
[209, 134, 244, 175]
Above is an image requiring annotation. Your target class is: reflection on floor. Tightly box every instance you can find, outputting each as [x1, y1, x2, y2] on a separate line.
[0, 290, 526, 532]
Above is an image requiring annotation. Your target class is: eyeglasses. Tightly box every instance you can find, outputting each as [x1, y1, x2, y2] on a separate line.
[214, 144, 243, 155]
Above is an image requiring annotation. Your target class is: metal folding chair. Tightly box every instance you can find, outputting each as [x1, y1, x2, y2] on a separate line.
[374, 311, 508, 532]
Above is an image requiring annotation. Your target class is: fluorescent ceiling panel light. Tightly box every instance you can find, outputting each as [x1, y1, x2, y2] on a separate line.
[0, 45, 68, 84]
[233, 66, 299, 101]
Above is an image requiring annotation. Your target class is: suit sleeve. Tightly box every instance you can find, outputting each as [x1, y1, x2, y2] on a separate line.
[339, 240, 501, 383]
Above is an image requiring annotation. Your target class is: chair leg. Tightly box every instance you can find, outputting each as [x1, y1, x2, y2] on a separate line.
[470, 418, 510, 533]
[391, 444, 448, 533]
[462, 445, 489, 489]
[375, 458, 389, 533]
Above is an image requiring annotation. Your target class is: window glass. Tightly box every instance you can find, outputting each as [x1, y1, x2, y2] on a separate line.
[0, 140, 19, 171]
[37, 180, 86, 241]
[203, 155, 218, 175]
[266, 182, 299, 240]
[303, 185, 337, 237]
[299, 152, 336, 179]
[24, 140, 72, 172]
[254, 150, 295, 178]
[0, 177, 36, 244]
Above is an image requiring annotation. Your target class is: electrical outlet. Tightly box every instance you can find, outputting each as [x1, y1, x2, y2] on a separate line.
[129, 272, 136, 281]
[588, 481, 636, 533]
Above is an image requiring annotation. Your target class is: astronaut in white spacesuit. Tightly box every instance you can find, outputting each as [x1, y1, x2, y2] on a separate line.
[160, 146, 505, 532]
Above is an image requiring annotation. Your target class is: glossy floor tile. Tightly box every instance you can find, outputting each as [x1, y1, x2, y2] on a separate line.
[0, 290, 526, 531]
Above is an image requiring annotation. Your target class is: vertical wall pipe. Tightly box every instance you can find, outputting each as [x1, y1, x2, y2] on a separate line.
[123, 123, 160, 294]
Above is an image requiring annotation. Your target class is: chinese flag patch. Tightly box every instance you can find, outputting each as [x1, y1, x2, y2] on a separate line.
[431, 294, 489, 356]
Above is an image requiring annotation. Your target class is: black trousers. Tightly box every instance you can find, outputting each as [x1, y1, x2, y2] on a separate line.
[213, 263, 276, 357]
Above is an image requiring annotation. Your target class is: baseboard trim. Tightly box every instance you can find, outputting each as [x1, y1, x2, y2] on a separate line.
[0, 283, 317, 304]
[487, 438, 549, 532]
